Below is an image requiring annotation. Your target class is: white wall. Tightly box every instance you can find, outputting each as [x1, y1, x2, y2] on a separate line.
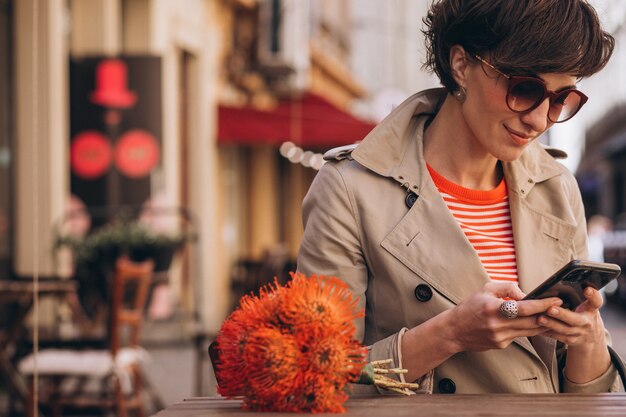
[349, 0, 438, 122]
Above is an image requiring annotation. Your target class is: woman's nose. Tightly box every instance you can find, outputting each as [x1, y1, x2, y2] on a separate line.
[519, 99, 551, 131]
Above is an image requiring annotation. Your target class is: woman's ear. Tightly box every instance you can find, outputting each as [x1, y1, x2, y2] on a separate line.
[449, 45, 469, 88]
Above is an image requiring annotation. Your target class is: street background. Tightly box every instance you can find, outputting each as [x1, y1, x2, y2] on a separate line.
[1, 0, 626, 415]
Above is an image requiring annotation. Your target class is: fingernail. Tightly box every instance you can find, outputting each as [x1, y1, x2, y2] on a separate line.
[585, 287, 593, 296]
[550, 308, 559, 315]
[538, 316, 547, 325]
[552, 299, 563, 305]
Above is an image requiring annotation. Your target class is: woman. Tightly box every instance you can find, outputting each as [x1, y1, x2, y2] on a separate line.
[297, 0, 624, 393]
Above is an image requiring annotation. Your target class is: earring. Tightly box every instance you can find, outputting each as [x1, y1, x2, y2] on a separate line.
[454, 86, 467, 102]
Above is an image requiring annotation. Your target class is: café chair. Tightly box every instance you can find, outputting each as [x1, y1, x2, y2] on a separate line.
[18, 257, 154, 417]
[208, 340, 222, 387]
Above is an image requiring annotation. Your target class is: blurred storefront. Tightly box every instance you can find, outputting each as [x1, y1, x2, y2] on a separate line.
[6, 0, 374, 333]
[9, 0, 223, 331]
[214, 0, 374, 308]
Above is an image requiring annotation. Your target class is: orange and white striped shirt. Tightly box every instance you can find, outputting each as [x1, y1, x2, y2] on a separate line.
[428, 164, 519, 284]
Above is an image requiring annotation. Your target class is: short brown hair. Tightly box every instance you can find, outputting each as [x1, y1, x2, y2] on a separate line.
[423, 0, 615, 92]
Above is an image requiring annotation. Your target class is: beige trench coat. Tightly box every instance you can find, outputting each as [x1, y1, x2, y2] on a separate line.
[297, 88, 623, 394]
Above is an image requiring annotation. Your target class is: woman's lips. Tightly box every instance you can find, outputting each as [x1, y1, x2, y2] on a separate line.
[506, 127, 533, 146]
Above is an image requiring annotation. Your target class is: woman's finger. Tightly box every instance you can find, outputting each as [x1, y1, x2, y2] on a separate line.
[501, 326, 550, 341]
[486, 282, 527, 300]
[537, 314, 583, 337]
[576, 287, 603, 313]
[504, 316, 549, 331]
[544, 306, 588, 327]
[516, 298, 562, 317]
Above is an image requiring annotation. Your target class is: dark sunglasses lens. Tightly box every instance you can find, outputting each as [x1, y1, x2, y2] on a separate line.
[549, 91, 584, 122]
[507, 79, 545, 112]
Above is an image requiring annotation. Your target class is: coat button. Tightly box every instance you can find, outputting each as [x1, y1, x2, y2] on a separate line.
[438, 378, 456, 394]
[405, 192, 419, 208]
[414, 284, 432, 302]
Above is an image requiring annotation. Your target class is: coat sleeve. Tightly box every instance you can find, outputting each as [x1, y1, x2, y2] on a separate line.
[297, 162, 368, 339]
[297, 162, 419, 394]
[559, 171, 625, 393]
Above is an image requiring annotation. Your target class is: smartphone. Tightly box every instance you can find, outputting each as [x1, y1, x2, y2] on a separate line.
[522, 260, 621, 310]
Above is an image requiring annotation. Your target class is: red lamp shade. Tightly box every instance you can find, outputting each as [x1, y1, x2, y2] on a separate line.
[71, 130, 113, 179]
[90, 59, 137, 109]
[114, 129, 160, 178]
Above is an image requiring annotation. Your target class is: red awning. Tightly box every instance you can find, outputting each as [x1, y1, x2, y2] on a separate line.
[217, 93, 376, 149]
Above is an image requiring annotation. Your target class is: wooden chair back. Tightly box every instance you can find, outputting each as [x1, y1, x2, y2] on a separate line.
[208, 340, 222, 386]
[109, 257, 153, 356]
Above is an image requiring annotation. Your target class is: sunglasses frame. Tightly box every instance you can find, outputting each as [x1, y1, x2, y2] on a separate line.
[473, 54, 588, 123]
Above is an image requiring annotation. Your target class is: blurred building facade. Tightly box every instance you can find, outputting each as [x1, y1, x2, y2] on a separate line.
[575, 2, 626, 224]
[215, 0, 377, 310]
[7, 0, 224, 332]
[4, 0, 376, 333]
[513, 1, 626, 225]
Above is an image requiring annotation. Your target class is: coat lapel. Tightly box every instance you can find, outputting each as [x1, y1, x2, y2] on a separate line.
[504, 147, 576, 362]
[504, 148, 577, 294]
[353, 90, 491, 305]
[381, 175, 491, 305]
[509, 191, 577, 293]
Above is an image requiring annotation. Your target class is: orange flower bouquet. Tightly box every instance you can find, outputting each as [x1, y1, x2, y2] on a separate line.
[215, 272, 367, 413]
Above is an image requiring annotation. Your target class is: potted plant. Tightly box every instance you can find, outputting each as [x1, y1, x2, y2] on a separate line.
[54, 220, 195, 317]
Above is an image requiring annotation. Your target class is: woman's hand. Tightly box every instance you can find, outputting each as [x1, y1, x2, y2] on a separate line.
[538, 287, 605, 347]
[447, 282, 562, 353]
[537, 287, 611, 383]
[401, 281, 561, 382]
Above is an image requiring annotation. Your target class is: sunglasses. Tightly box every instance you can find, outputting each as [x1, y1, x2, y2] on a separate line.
[473, 55, 588, 123]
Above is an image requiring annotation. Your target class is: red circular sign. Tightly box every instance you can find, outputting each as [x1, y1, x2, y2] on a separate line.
[70, 131, 113, 179]
[114, 129, 160, 178]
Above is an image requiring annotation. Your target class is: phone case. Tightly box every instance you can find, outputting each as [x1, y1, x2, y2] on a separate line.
[522, 260, 621, 309]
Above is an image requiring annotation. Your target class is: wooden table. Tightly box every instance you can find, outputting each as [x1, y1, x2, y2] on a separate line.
[153, 394, 626, 417]
[0, 279, 78, 403]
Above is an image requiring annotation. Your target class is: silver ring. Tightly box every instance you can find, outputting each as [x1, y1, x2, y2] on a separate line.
[499, 300, 519, 319]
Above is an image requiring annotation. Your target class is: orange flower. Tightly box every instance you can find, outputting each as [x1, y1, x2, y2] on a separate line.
[216, 283, 287, 397]
[215, 309, 251, 397]
[280, 273, 363, 336]
[290, 377, 350, 413]
[302, 333, 365, 382]
[216, 272, 366, 413]
[244, 326, 300, 397]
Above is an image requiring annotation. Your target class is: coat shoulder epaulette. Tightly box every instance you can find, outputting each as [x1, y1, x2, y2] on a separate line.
[323, 144, 358, 161]
[540, 144, 568, 159]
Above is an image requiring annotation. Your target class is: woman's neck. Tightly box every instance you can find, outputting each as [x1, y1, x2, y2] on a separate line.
[423, 95, 503, 190]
